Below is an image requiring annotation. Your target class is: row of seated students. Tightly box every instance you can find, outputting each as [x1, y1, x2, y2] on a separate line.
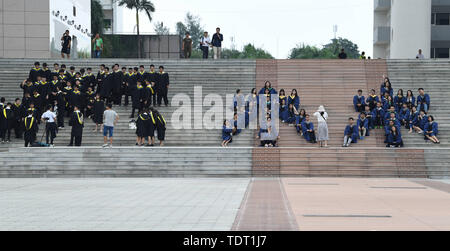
[23, 61, 170, 124]
[351, 77, 440, 147]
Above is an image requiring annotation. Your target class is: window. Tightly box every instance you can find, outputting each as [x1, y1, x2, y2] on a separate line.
[435, 48, 449, 58]
[104, 19, 112, 29]
[432, 13, 435, 25]
[436, 13, 450, 25]
[73, 6, 76, 17]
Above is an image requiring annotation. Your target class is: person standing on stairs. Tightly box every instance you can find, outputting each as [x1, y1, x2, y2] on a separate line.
[41, 105, 57, 147]
[102, 104, 119, 148]
[156, 66, 170, 107]
[313, 106, 329, 148]
[68, 106, 84, 147]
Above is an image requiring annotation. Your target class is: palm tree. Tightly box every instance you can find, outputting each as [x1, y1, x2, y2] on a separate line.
[117, 0, 155, 58]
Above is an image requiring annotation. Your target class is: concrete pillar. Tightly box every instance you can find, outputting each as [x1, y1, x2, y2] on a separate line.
[390, 0, 432, 59]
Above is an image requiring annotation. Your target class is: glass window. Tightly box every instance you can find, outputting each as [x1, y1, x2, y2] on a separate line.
[435, 48, 449, 58]
[432, 13, 436, 25]
[73, 6, 76, 17]
[436, 13, 450, 25]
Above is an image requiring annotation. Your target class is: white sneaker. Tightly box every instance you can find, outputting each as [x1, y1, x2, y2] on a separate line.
[102, 144, 109, 148]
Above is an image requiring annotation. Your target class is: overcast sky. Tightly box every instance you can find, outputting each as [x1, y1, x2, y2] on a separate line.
[122, 0, 374, 59]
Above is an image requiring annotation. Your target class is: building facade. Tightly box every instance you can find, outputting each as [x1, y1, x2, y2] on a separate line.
[0, 0, 91, 59]
[98, 0, 125, 34]
[374, 0, 450, 59]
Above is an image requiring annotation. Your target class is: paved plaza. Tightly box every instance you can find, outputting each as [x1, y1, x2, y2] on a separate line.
[0, 178, 449, 231]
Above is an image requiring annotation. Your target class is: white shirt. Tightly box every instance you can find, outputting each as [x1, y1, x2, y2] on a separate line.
[42, 110, 56, 123]
[200, 36, 211, 47]
[314, 112, 328, 123]
[416, 53, 425, 59]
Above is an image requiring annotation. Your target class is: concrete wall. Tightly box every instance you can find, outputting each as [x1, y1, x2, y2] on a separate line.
[0, 0, 51, 58]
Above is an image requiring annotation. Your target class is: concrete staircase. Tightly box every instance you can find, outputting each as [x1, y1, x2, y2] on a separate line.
[0, 59, 256, 148]
[0, 147, 253, 177]
[387, 59, 450, 148]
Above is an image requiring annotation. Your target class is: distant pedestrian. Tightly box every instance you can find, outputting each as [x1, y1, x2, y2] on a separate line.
[102, 104, 119, 148]
[338, 49, 347, 59]
[359, 51, 366, 59]
[92, 33, 104, 58]
[212, 28, 224, 59]
[61, 30, 72, 59]
[200, 32, 211, 59]
[313, 105, 329, 148]
[182, 32, 193, 59]
[416, 49, 425, 59]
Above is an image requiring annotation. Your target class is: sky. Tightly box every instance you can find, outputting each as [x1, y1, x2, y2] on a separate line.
[121, 0, 374, 59]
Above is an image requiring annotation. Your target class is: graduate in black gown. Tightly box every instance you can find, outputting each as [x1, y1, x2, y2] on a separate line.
[92, 94, 105, 133]
[23, 110, 38, 147]
[135, 108, 152, 146]
[68, 106, 84, 147]
[153, 108, 167, 146]
[12, 98, 25, 139]
[156, 66, 170, 107]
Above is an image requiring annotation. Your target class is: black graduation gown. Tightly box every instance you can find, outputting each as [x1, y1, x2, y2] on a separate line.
[21, 83, 35, 97]
[41, 68, 51, 80]
[0, 108, 14, 130]
[12, 104, 25, 123]
[156, 73, 170, 92]
[100, 73, 113, 98]
[24, 116, 38, 142]
[92, 99, 105, 124]
[29, 68, 43, 82]
[136, 113, 151, 137]
[69, 111, 84, 136]
[69, 91, 84, 110]
[132, 87, 145, 109]
[155, 113, 166, 141]
[112, 71, 122, 95]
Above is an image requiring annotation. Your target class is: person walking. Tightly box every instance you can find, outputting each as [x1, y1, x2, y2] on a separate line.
[92, 33, 104, 58]
[182, 32, 193, 59]
[313, 105, 329, 148]
[102, 104, 119, 148]
[200, 32, 211, 59]
[61, 30, 72, 59]
[212, 28, 224, 60]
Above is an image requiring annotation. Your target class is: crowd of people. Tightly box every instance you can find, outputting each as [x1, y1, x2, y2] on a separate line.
[0, 61, 168, 147]
[351, 76, 440, 147]
[222, 81, 330, 148]
[182, 28, 224, 59]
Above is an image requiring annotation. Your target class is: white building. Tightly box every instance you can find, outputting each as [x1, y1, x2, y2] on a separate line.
[374, 0, 450, 59]
[98, 0, 125, 34]
[0, 0, 91, 58]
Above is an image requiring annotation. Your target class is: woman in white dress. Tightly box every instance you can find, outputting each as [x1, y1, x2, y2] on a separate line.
[313, 105, 329, 147]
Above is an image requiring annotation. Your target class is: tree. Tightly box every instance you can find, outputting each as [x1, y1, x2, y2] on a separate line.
[91, 0, 105, 35]
[176, 13, 204, 48]
[289, 38, 361, 59]
[117, 0, 155, 58]
[222, 44, 274, 59]
[154, 21, 170, 35]
[323, 37, 360, 59]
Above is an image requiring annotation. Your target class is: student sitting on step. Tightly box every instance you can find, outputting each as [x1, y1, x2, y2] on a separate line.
[394, 89, 406, 113]
[386, 126, 404, 148]
[371, 102, 385, 129]
[343, 118, 358, 147]
[222, 120, 233, 147]
[366, 89, 379, 112]
[288, 89, 300, 111]
[258, 81, 277, 95]
[380, 77, 393, 97]
[417, 88, 431, 113]
[382, 94, 394, 111]
[424, 115, 440, 144]
[357, 113, 369, 139]
[384, 105, 398, 121]
[384, 120, 401, 144]
[385, 112, 401, 133]
[399, 103, 410, 129]
[285, 104, 297, 125]
[295, 109, 306, 135]
[415, 110, 428, 134]
[408, 106, 420, 134]
[231, 113, 242, 136]
[353, 90, 366, 113]
[405, 90, 416, 110]
[279, 89, 287, 107]
[279, 99, 289, 123]
[260, 117, 278, 147]
[301, 114, 316, 144]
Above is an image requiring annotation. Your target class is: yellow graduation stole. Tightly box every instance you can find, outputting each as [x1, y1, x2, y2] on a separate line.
[139, 114, 149, 121]
[290, 95, 296, 100]
[146, 85, 155, 95]
[3, 109, 7, 119]
[25, 117, 35, 130]
[157, 114, 166, 125]
[33, 67, 40, 71]
[76, 112, 83, 125]
[150, 112, 156, 124]
[279, 95, 286, 99]
[73, 90, 81, 95]
[52, 80, 58, 85]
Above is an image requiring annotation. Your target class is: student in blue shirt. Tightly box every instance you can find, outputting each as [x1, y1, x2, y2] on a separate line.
[343, 118, 358, 147]
[372, 102, 385, 129]
[386, 126, 404, 148]
[408, 106, 419, 134]
[258, 81, 277, 95]
[399, 103, 410, 129]
[417, 88, 431, 113]
[405, 90, 415, 110]
[288, 89, 300, 111]
[295, 109, 306, 135]
[279, 99, 289, 123]
[424, 115, 440, 144]
[301, 114, 316, 143]
[353, 90, 366, 113]
[394, 89, 406, 113]
[366, 89, 379, 112]
[221, 120, 233, 147]
[279, 89, 287, 106]
[380, 77, 393, 97]
[357, 113, 370, 139]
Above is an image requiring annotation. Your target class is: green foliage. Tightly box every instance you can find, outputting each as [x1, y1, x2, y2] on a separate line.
[154, 21, 170, 35]
[117, 0, 155, 23]
[102, 35, 139, 58]
[289, 37, 361, 59]
[176, 13, 204, 49]
[91, 0, 105, 35]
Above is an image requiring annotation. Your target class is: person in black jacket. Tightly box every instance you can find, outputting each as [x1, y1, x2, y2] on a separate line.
[0, 103, 14, 143]
[130, 81, 145, 118]
[68, 106, 84, 146]
[29, 62, 42, 83]
[147, 65, 158, 106]
[55, 87, 66, 129]
[23, 110, 38, 147]
[111, 64, 122, 105]
[152, 108, 167, 146]
[92, 94, 105, 133]
[156, 66, 170, 107]
[12, 98, 25, 139]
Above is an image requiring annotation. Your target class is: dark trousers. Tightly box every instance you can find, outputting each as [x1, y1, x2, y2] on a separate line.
[69, 134, 82, 146]
[24, 132, 36, 147]
[201, 46, 209, 59]
[14, 120, 23, 138]
[157, 89, 169, 106]
[57, 107, 65, 128]
[356, 104, 366, 113]
[184, 49, 192, 59]
[45, 122, 57, 145]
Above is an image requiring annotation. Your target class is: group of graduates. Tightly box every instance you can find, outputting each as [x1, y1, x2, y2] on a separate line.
[134, 107, 167, 147]
[350, 76, 440, 147]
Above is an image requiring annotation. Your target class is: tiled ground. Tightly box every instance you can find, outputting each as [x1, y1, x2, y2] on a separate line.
[0, 178, 449, 231]
[0, 178, 250, 231]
